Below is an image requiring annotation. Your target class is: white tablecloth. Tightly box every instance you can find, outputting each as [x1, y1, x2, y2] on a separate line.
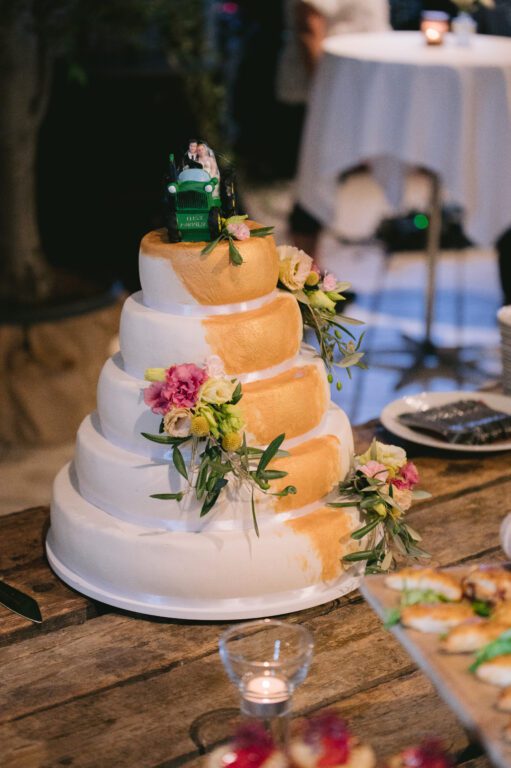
[296, 31, 511, 245]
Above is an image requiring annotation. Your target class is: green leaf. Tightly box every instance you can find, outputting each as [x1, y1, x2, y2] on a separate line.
[196, 461, 209, 499]
[150, 492, 184, 501]
[342, 550, 375, 562]
[0, 581, 42, 624]
[412, 490, 433, 500]
[141, 432, 189, 445]
[470, 629, 511, 673]
[472, 600, 492, 618]
[256, 433, 286, 476]
[258, 469, 288, 480]
[404, 524, 423, 542]
[231, 381, 242, 405]
[249, 227, 274, 237]
[328, 501, 359, 508]
[383, 607, 402, 629]
[251, 491, 260, 538]
[200, 478, 228, 516]
[338, 352, 365, 369]
[380, 550, 394, 572]
[228, 237, 243, 266]
[294, 289, 311, 305]
[172, 446, 188, 480]
[334, 314, 364, 326]
[350, 517, 382, 540]
[207, 461, 231, 475]
[201, 235, 223, 256]
[271, 485, 297, 497]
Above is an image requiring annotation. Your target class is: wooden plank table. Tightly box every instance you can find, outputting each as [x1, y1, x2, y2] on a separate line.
[2, 422, 511, 768]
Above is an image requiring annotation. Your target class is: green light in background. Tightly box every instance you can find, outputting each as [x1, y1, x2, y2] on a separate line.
[414, 213, 429, 230]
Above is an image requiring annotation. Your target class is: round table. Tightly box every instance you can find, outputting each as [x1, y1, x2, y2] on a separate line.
[297, 30, 511, 247]
[296, 30, 511, 382]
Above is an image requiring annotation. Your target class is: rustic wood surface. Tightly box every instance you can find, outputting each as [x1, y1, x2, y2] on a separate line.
[1, 422, 511, 768]
[361, 568, 511, 768]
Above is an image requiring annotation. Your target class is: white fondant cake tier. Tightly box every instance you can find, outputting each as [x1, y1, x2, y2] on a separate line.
[48, 463, 361, 619]
[119, 290, 302, 379]
[74, 405, 353, 531]
[97, 349, 330, 457]
[139, 227, 279, 308]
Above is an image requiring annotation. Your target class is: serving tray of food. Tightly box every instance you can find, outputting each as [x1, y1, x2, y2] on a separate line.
[361, 565, 511, 768]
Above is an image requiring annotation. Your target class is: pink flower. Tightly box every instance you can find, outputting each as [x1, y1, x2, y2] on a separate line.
[311, 261, 321, 275]
[143, 381, 172, 415]
[391, 461, 420, 490]
[358, 460, 389, 482]
[321, 273, 338, 292]
[227, 222, 250, 241]
[165, 363, 207, 408]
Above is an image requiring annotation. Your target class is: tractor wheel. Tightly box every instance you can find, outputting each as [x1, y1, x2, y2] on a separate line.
[165, 208, 180, 243]
[208, 207, 222, 240]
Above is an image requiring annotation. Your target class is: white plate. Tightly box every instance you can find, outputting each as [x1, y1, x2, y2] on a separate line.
[380, 391, 511, 452]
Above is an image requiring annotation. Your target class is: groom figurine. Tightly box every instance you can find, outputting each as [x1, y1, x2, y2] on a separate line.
[182, 139, 202, 170]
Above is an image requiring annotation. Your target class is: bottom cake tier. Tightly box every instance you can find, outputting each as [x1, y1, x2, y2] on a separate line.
[47, 462, 363, 619]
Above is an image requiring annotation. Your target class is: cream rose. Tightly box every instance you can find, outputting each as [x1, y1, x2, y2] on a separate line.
[277, 245, 313, 291]
[163, 407, 192, 437]
[200, 377, 237, 406]
[358, 441, 407, 472]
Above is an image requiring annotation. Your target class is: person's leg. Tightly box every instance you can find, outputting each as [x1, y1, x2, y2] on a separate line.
[496, 227, 511, 305]
[288, 203, 322, 259]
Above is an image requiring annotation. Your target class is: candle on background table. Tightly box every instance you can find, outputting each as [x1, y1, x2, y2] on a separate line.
[421, 11, 449, 46]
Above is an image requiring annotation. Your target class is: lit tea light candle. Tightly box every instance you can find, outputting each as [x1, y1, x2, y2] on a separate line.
[244, 674, 289, 703]
[241, 673, 291, 717]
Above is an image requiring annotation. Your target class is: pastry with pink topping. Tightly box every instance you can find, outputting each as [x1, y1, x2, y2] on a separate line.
[207, 724, 287, 768]
[387, 739, 454, 768]
[289, 711, 375, 768]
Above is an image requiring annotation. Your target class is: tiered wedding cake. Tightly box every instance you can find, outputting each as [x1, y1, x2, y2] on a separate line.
[47, 225, 361, 618]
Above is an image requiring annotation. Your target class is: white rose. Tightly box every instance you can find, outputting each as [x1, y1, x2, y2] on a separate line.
[277, 245, 313, 291]
[200, 377, 237, 405]
[163, 407, 191, 437]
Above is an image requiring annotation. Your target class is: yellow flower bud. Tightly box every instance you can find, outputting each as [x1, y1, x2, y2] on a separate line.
[145, 367, 166, 382]
[373, 502, 387, 517]
[222, 432, 243, 452]
[305, 271, 320, 287]
[190, 415, 210, 437]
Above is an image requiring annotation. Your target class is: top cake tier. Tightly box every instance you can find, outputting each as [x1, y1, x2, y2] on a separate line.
[139, 224, 279, 309]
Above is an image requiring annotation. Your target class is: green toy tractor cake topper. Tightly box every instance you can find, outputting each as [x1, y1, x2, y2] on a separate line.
[164, 139, 238, 243]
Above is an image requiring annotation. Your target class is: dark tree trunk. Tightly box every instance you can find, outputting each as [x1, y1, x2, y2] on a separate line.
[0, 4, 54, 304]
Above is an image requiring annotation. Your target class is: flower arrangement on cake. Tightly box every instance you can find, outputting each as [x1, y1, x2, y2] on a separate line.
[201, 214, 275, 265]
[329, 440, 431, 574]
[142, 356, 296, 531]
[206, 712, 453, 768]
[276, 246, 366, 390]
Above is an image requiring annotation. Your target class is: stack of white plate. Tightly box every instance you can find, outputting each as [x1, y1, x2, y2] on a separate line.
[498, 305, 511, 395]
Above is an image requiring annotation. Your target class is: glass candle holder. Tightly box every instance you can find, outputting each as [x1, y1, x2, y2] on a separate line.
[421, 11, 449, 46]
[219, 619, 314, 745]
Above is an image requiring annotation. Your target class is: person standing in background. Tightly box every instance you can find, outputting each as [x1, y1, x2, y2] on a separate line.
[277, 0, 390, 259]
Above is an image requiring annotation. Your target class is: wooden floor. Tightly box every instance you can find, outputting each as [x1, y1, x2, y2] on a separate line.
[2, 422, 511, 767]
